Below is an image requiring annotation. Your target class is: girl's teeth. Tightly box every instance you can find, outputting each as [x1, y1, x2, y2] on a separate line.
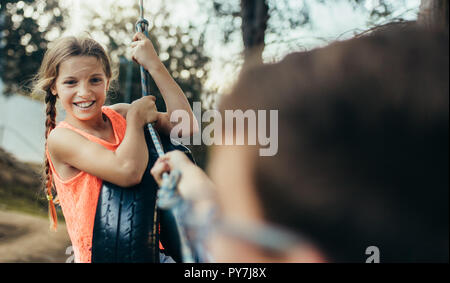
[75, 101, 95, 108]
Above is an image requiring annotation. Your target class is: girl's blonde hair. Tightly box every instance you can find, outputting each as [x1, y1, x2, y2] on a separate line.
[32, 36, 113, 230]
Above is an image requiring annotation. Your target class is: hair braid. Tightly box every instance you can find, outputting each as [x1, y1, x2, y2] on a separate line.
[44, 91, 58, 231]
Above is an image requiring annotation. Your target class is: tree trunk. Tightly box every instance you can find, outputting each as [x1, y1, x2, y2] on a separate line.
[418, 0, 449, 32]
[240, 0, 269, 68]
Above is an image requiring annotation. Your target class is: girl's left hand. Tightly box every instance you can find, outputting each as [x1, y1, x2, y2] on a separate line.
[130, 32, 162, 73]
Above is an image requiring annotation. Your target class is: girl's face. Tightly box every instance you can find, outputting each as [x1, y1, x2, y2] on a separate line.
[51, 56, 110, 121]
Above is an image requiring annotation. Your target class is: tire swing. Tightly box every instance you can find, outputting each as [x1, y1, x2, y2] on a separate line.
[91, 1, 195, 263]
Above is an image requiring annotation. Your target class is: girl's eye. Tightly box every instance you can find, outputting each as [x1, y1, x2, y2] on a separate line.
[64, 80, 76, 85]
[91, 78, 102, 83]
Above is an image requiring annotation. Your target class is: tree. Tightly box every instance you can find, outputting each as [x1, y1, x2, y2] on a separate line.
[240, 0, 268, 66]
[418, 0, 449, 31]
[207, 0, 419, 65]
[0, 0, 67, 95]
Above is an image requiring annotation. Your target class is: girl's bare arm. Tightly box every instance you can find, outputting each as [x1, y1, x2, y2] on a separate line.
[109, 103, 180, 137]
[48, 97, 157, 187]
[131, 32, 199, 136]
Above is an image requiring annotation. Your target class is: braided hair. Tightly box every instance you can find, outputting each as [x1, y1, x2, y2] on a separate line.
[44, 91, 57, 230]
[33, 36, 114, 231]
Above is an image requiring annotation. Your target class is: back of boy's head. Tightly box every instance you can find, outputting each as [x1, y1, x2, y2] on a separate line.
[220, 27, 449, 262]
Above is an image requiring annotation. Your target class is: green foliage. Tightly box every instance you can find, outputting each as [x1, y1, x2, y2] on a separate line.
[0, 0, 67, 95]
[0, 147, 48, 217]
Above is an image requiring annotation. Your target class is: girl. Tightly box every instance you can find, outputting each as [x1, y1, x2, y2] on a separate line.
[33, 32, 196, 263]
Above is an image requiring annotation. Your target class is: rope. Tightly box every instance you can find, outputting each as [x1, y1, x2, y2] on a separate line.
[157, 170, 197, 262]
[135, 2, 162, 156]
[135, 0, 197, 263]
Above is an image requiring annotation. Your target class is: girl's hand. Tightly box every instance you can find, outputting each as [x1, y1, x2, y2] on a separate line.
[128, 96, 158, 126]
[151, 150, 215, 200]
[131, 32, 162, 74]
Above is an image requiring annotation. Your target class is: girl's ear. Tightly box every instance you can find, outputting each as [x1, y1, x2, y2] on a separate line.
[50, 84, 57, 96]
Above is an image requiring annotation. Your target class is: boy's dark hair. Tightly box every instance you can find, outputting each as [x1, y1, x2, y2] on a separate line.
[220, 27, 449, 262]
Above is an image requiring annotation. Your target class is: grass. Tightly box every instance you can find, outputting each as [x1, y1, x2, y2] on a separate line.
[0, 183, 64, 221]
[0, 148, 64, 222]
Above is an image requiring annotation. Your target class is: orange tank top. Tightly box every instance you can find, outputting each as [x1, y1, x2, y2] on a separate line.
[46, 106, 127, 263]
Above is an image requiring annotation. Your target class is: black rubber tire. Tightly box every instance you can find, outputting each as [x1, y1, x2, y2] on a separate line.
[91, 130, 194, 263]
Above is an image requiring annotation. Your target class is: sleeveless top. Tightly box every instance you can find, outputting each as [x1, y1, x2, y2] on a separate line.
[46, 106, 127, 263]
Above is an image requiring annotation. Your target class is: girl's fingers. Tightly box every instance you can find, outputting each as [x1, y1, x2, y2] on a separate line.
[133, 32, 146, 42]
[130, 41, 145, 49]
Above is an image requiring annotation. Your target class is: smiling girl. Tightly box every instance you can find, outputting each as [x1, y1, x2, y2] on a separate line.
[33, 33, 196, 263]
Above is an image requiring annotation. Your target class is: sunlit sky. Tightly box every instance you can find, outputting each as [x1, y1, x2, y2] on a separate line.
[60, 0, 420, 95]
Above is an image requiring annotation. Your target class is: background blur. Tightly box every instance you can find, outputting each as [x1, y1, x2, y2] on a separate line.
[0, 0, 431, 262]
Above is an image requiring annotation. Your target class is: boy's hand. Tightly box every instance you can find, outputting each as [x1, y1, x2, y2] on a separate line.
[151, 150, 193, 186]
[130, 32, 163, 73]
[151, 150, 215, 201]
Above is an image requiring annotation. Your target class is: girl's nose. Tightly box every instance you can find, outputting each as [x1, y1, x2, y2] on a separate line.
[78, 83, 92, 98]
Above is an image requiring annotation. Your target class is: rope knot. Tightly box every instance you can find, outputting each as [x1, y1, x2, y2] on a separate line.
[135, 18, 149, 33]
